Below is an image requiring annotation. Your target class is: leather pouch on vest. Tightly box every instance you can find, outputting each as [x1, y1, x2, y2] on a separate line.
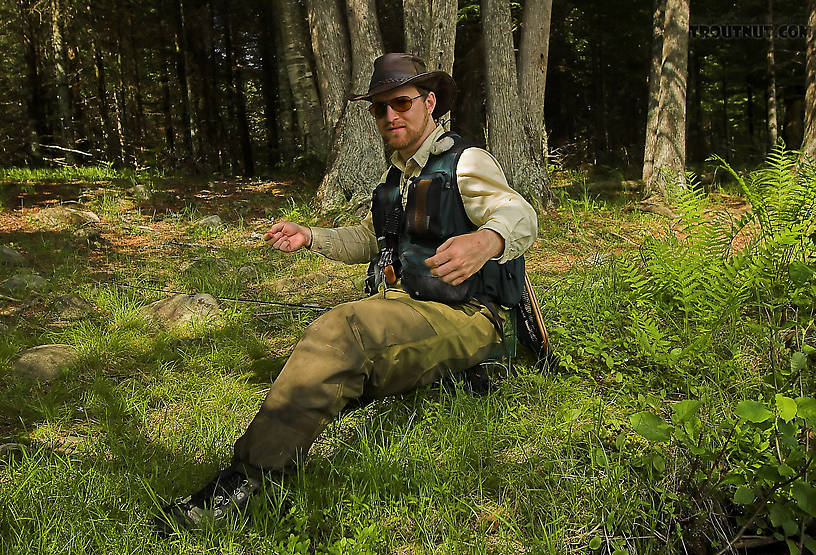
[399, 243, 474, 303]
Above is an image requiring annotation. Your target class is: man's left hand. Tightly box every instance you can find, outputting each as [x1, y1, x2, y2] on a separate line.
[424, 229, 505, 285]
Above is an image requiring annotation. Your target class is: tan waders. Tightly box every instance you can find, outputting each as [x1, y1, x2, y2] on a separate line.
[232, 289, 501, 476]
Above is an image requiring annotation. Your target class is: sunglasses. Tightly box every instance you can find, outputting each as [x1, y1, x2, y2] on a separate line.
[368, 94, 423, 118]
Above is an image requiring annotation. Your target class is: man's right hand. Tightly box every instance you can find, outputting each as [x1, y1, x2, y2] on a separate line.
[263, 222, 312, 252]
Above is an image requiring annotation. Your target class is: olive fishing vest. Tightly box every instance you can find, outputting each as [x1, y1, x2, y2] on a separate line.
[367, 132, 524, 307]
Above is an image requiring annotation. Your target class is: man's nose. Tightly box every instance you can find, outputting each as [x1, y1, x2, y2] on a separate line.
[385, 105, 400, 121]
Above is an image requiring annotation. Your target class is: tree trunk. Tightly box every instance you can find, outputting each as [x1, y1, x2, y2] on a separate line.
[306, 0, 350, 141]
[274, 0, 328, 161]
[161, 54, 176, 161]
[518, 0, 551, 166]
[316, 0, 385, 210]
[50, 0, 75, 163]
[274, 23, 298, 162]
[91, 38, 113, 159]
[260, 4, 281, 167]
[720, 59, 730, 161]
[221, 2, 241, 173]
[174, 0, 195, 161]
[18, 0, 46, 163]
[128, 10, 146, 146]
[646, 0, 689, 199]
[766, 0, 779, 148]
[642, 0, 666, 185]
[481, 0, 551, 209]
[222, 3, 253, 176]
[802, 0, 816, 160]
[403, 0, 429, 59]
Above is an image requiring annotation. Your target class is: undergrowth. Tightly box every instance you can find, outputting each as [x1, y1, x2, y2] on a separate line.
[0, 148, 814, 553]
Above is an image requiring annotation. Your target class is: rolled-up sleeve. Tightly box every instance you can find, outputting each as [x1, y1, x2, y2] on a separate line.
[309, 213, 377, 265]
[456, 148, 538, 263]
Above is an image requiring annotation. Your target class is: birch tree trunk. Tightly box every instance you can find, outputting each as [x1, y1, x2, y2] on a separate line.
[766, 0, 779, 148]
[646, 0, 689, 199]
[802, 0, 816, 160]
[481, 0, 551, 209]
[518, 0, 552, 170]
[316, 0, 385, 210]
[306, 0, 350, 141]
[642, 0, 666, 185]
[274, 0, 328, 161]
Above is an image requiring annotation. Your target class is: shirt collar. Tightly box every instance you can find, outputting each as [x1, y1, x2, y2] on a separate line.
[390, 124, 447, 173]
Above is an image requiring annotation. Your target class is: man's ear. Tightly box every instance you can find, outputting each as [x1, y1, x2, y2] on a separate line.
[425, 91, 436, 116]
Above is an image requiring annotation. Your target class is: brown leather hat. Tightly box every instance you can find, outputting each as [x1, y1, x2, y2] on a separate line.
[349, 53, 456, 119]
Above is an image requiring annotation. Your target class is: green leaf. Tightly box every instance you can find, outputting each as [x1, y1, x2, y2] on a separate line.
[735, 400, 773, 423]
[803, 535, 816, 553]
[673, 400, 702, 423]
[796, 397, 816, 424]
[589, 536, 602, 550]
[630, 411, 671, 442]
[789, 260, 814, 286]
[775, 394, 797, 423]
[791, 351, 809, 373]
[733, 486, 755, 505]
[792, 480, 816, 517]
[652, 455, 665, 472]
[612, 550, 628, 555]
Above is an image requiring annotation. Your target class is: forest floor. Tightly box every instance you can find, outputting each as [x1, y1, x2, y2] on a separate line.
[0, 167, 801, 554]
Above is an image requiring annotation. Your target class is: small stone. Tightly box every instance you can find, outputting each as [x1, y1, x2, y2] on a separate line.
[0, 246, 25, 266]
[237, 264, 259, 282]
[51, 294, 94, 321]
[73, 226, 103, 244]
[36, 205, 100, 228]
[12, 344, 77, 382]
[141, 293, 220, 327]
[195, 215, 223, 229]
[129, 183, 152, 201]
[2, 273, 48, 296]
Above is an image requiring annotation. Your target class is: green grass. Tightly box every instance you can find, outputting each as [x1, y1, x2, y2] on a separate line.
[0, 166, 813, 553]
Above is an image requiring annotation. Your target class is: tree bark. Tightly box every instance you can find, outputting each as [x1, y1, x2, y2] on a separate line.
[403, 0, 429, 59]
[646, 0, 689, 200]
[160, 54, 176, 162]
[274, 0, 328, 161]
[802, 0, 816, 160]
[642, 0, 666, 185]
[50, 0, 75, 163]
[518, 0, 551, 166]
[766, 0, 779, 148]
[481, 0, 551, 209]
[316, 0, 386, 210]
[128, 9, 146, 146]
[306, 0, 350, 141]
[222, 2, 253, 176]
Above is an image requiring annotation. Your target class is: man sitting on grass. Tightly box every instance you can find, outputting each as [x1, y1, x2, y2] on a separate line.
[157, 52, 538, 531]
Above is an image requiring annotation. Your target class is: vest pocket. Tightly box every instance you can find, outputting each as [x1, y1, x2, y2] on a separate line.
[400, 244, 473, 303]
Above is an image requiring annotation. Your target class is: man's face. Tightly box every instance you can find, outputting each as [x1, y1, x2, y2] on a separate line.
[370, 85, 436, 157]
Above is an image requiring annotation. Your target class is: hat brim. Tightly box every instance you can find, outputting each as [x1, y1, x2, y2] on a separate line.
[349, 71, 456, 119]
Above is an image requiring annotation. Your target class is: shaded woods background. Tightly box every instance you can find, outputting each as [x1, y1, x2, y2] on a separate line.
[0, 0, 809, 177]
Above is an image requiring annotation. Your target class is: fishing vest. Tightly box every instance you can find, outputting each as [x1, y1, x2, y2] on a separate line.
[367, 132, 524, 307]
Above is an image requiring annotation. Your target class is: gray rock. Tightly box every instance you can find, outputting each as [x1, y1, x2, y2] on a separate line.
[12, 344, 77, 382]
[195, 215, 223, 229]
[36, 205, 100, 228]
[73, 226, 103, 244]
[129, 183, 152, 201]
[237, 264, 259, 282]
[51, 294, 94, 321]
[141, 293, 220, 327]
[0, 246, 25, 266]
[2, 273, 48, 296]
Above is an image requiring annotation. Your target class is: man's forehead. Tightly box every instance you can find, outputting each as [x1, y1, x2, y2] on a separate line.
[371, 85, 422, 102]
